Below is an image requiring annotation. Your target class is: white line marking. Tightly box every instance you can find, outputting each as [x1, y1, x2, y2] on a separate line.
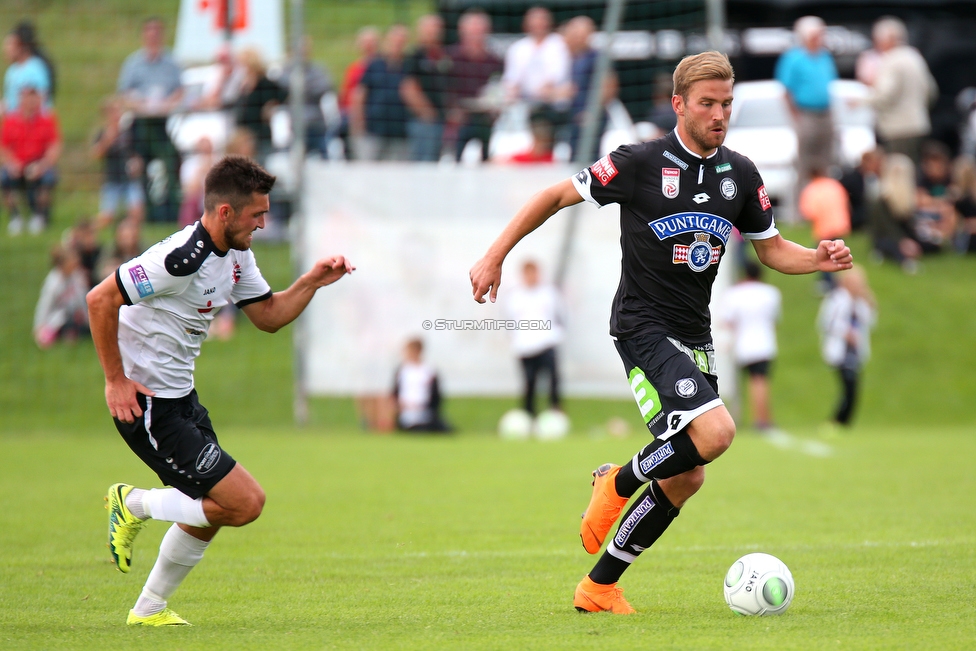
[758, 428, 833, 457]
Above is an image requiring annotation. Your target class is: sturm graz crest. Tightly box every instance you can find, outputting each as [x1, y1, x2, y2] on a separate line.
[672, 233, 721, 272]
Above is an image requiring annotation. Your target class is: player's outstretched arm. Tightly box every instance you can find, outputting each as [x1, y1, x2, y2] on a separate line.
[470, 179, 582, 304]
[86, 276, 156, 423]
[241, 255, 355, 333]
[751, 235, 853, 275]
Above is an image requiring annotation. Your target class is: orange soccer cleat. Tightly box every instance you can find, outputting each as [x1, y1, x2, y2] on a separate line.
[573, 576, 636, 614]
[580, 463, 629, 554]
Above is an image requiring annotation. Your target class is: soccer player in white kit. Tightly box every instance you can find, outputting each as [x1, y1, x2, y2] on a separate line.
[87, 156, 355, 626]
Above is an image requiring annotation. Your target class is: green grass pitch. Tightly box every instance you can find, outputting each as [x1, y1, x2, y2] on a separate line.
[1, 425, 974, 650]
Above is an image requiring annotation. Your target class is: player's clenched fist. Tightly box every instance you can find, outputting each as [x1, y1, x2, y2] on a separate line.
[816, 239, 853, 271]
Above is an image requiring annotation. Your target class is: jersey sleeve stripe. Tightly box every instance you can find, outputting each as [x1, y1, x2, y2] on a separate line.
[571, 169, 600, 207]
[740, 223, 780, 241]
[115, 268, 133, 305]
[234, 289, 273, 309]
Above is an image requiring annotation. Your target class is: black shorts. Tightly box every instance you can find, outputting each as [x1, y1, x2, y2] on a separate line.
[744, 360, 772, 377]
[114, 389, 237, 499]
[614, 332, 724, 440]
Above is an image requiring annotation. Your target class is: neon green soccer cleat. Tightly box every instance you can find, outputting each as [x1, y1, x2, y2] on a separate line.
[126, 608, 191, 626]
[105, 483, 145, 573]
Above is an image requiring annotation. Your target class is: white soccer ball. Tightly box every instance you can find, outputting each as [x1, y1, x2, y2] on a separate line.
[534, 409, 570, 441]
[498, 409, 533, 440]
[723, 552, 794, 616]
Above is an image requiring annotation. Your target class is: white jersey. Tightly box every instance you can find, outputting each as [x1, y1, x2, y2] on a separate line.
[504, 283, 565, 358]
[115, 222, 272, 398]
[718, 280, 781, 366]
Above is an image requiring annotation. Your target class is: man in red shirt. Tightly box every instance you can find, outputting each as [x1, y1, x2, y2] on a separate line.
[1, 84, 61, 235]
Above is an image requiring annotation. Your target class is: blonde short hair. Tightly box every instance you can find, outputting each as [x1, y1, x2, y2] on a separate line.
[672, 51, 735, 99]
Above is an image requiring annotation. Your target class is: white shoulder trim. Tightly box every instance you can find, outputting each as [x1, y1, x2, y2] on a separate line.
[571, 169, 600, 207]
[741, 223, 780, 241]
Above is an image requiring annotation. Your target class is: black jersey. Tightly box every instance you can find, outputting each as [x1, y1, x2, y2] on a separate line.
[572, 130, 778, 344]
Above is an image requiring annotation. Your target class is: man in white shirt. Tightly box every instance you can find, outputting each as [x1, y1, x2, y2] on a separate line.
[87, 155, 354, 626]
[719, 260, 781, 430]
[505, 260, 564, 415]
[868, 16, 938, 165]
[502, 7, 571, 107]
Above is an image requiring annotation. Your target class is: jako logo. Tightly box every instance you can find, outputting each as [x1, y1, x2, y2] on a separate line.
[639, 441, 674, 475]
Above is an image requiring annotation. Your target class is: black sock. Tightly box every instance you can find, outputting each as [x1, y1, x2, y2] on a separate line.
[589, 481, 679, 584]
[614, 431, 707, 497]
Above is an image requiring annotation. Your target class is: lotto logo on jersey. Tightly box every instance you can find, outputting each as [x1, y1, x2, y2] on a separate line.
[662, 168, 680, 199]
[758, 184, 772, 211]
[673, 233, 721, 272]
[128, 265, 155, 298]
[590, 155, 618, 185]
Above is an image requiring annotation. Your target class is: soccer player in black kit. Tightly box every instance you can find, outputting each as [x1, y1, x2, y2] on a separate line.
[470, 52, 853, 613]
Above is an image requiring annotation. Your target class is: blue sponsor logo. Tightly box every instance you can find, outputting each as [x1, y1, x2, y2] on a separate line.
[663, 150, 689, 170]
[648, 212, 734, 244]
[614, 496, 656, 547]
[128, 265, 155, 298]
[639, 441, 674, 476]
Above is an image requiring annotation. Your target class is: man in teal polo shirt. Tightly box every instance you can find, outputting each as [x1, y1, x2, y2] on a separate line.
[775, 16, 837, 198]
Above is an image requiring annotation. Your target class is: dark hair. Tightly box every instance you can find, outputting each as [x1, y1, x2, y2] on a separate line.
[203, 155, 276, 212]
[13, 21, 55, 100]
[743, 259, 762, 281]
[405, 338, 424, 353]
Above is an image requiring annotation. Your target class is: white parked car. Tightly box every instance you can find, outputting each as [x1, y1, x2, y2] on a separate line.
[724, 79, 876, 220]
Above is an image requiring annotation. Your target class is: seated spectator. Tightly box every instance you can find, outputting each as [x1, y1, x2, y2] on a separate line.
[234, 48, 288, 163]
[502, 7, 571, 111]
[69, 218, 101, 288]
[446, 9, 503, 162]
[1, 85, 60, 235]
[350, 25, 410, 161]
[90, 96, 144, 228]
[2, 27, 50, 114]
[401, 15, 451, 162]
[392, 338, 452, 433]
[279, 36, 334, 157]
[498, 110, 555, 164]
[563, 15, 618, 161]
[913, 140, 956, 252]
[952, 156, 976, 253]
[799, 167, 851, 242]
[97, 217, 143, 281]
[33, 244, 89, 349]
[839, 148, 884, 231]
[178, 136, 214, 227]
[869, 153, 921, 271]
[13, 22, 55, 102]
[117, 16, 183, 222]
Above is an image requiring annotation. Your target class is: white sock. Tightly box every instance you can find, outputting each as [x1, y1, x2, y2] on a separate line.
[142, 488, 211, 528]
[132, 524, 210, 617]
[124, 488, 148, 519]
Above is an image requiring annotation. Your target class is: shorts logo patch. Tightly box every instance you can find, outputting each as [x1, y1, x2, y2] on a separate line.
[675, 378, 699, 398]
[720, 177, 737, 200]
[662, 168, 680, 199]
[590, 155, 618, 186]
[758, 184, 771, 211]
[129, 265, 155, 298]
[614, 495, 655, 547]
[195, 442, 222, 475]
[663, 150, 689, 170]
[673, 232, 721, 272]
[639, 442, 675, 476]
